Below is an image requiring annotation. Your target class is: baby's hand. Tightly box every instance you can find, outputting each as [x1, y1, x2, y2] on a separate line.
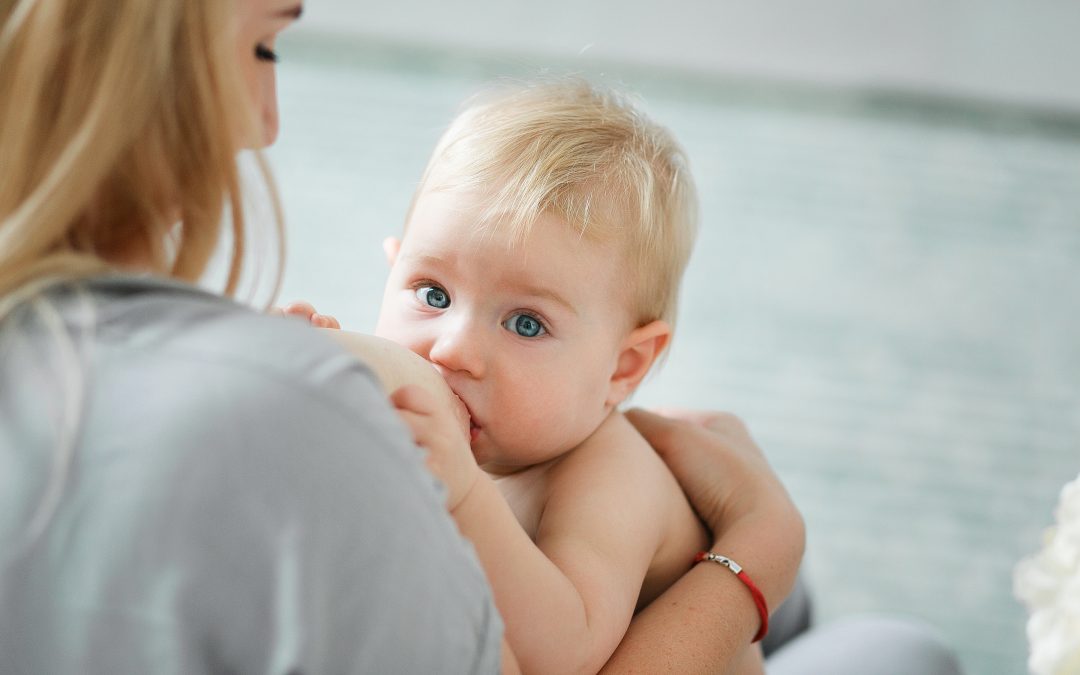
[390, 384, 480, 512]
[272, 301, 342, 329]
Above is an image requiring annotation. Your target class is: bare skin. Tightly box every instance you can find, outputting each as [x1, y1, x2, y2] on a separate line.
[607, 409, 805, 674]
[279, 306, 803, 673]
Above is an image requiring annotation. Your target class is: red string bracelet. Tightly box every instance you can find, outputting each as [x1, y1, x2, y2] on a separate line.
[694, 551, 769, 643]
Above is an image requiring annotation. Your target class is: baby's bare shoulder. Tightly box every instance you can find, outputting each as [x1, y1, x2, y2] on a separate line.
[546, 412, 674, 505]
[537, 411, 707, 600]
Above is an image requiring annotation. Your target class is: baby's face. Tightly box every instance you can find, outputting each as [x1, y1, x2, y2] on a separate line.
[375, 188, 635, 474]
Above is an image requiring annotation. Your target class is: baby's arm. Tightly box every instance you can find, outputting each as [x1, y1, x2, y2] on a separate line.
[454, 415, 674, 674]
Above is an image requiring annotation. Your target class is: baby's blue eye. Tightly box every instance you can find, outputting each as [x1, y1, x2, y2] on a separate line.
[503, 313, 545, 338]
[416, 286, 450, 309]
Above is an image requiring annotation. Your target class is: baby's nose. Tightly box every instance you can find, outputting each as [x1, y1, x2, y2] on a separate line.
[428, 322, 485, 378]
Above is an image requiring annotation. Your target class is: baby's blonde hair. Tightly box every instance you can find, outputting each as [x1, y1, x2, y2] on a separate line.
[0, 0, 281, 313]
[411, 78, 698, 332]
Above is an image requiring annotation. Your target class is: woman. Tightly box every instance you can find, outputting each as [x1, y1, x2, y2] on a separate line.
[0, 1, 800, 671]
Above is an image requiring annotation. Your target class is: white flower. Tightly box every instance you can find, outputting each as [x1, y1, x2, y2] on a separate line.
[1015, 472, 1080, 675]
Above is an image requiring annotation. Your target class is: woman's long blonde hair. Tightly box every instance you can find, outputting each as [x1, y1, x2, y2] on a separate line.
[0, 0, 282, 546]
[0, 0, 280, 312]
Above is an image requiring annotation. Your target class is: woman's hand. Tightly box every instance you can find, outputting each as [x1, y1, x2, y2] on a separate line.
[624, 409, 788, 531]
[625, 408, 804, 609]
[599, 409, 802, 674]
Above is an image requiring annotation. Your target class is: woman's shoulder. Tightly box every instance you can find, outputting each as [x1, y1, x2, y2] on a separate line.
[65, 274, 362, 383]
[16, 273, 408, 483]
[72, 274, 408, 453]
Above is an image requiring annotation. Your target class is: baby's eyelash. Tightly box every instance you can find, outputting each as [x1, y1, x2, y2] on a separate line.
[408, 279, 444, 292]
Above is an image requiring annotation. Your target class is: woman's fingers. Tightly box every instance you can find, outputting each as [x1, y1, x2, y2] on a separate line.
[626, 406, 782, 535]
[622, 408, 678, 457]
[643, 407, 752, 441]
[626, 408, 729, 527]
[630, 407, 806, 615]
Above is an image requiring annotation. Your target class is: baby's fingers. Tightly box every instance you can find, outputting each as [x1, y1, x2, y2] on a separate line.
[393, 399, 451, 468]
[280, 301, 317, 320]
[393, 407, 432, 445]
[276, 301, 342, 329]
[311, 313, 341, 329]
[389, 384, 439, 416]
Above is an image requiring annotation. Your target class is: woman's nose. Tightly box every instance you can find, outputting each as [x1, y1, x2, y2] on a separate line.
[428, 318, 485, 379]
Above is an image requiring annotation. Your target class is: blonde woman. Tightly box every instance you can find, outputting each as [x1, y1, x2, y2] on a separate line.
[0, 1, 807, 672]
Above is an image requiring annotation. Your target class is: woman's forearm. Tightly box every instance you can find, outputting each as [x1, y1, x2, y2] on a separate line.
[602, 563, 763, 673]
[602, 507, 801, 674]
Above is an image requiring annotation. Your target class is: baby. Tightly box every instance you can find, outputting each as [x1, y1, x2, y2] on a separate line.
[371, 79, 710, 674]
[290, 79, 710, 672]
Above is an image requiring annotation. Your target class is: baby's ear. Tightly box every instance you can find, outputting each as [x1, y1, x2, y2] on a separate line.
[382, 236, 402, 266]
[607, 320, 671, 407]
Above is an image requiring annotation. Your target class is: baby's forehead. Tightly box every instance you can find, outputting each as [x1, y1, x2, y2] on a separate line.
[403, 203, 640, 309]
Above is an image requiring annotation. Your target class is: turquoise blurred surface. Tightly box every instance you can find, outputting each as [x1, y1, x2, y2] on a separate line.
[267, 32, 1080, 675]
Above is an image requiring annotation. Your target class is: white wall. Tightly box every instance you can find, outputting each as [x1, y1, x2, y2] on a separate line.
[298, 0, 1080, 111]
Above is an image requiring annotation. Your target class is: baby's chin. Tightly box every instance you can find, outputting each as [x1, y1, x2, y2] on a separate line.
[473, 434, 566, 476]
[469, 434, 506, 472]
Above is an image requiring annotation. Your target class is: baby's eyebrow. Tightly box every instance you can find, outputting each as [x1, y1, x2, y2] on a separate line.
[508, 283, 578, 316]
[400, 252, 577, 315]
[402, 253, 450, 270]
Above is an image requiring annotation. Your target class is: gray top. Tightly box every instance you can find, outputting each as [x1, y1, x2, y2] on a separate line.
[0, 276, 502, 674]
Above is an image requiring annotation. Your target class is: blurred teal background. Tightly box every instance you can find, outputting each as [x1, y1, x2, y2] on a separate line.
[264, 6, 1080, 673]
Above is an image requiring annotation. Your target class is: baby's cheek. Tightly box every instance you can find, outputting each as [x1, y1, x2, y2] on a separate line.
[511, 394, 588, 455]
